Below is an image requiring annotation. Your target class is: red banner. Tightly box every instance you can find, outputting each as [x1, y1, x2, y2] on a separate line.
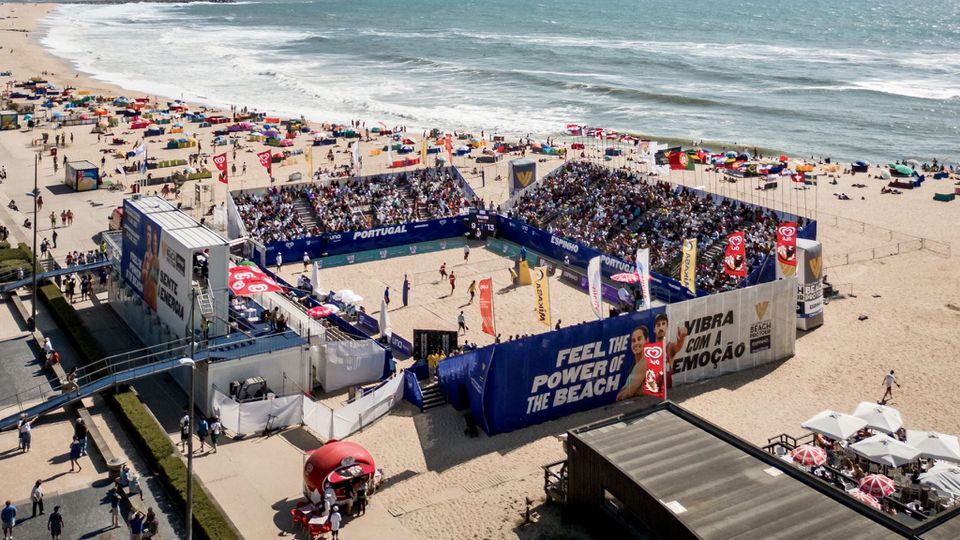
[776, 221, 798, 276]
[228, 266, 282, 296]
[213, 152, 228, 184]
[479, 277, 495, 336]
[642, 341, 665, 399]
[257, 150, 273, 175]
[444, 134, 453, 163]
[723, 231, 747, 278]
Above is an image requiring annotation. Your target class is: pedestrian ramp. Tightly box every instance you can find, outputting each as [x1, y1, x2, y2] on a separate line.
[0, 259, 114, 294]
[0, 357, 194, 431]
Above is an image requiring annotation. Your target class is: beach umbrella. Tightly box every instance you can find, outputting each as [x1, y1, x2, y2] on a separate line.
[880, 170, 891, 179]
[850, 434, 920, 468]
[892, 164, 914, 176]
[790, 444, 827, 467]
[852, 402, 903, 434]
[906, 430, 960, 462]
[611, 272, 642, 284]
[335, 289, 362, 303]
[778, 154, 788, 162]
[847, 489, 882, 510]
[307, 305, 336, 318]
[802, 410, 868, 440]
[858, 474, 896, 497]
[918, 463, 960, 498]
[854, 160, 870, 167]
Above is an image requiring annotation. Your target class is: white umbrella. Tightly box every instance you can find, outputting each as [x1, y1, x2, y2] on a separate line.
[334, 289, 363, 303]
[379, 298, 392, 338]
[852, 402, 903, 434]
[802, 410, 868, 440]
[906, 430, 960, 462]
[918, 463, 960, 498]
[850, 434, 920, 468]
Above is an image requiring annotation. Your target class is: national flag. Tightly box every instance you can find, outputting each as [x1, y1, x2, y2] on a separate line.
[139, 160, 147, 175]
[213, 152, 228, 184]
[776, 222, 798, 277]
[587, 256, 603, 320]
[257, 150, 272, 175]
[791, 172, 804, 183]
[680, 238, 697, 295]
[565, 124, 582, 136]
[642, 341, 666, 399]
[132, 143, 145, 157]
[479, 277, 495, 336]
[668, 151, 695, 171]
[723, 231, 747, 278]
[804, 174, 818, 186]
[635, 247, 651, 309]
[605, 131, 618, 140]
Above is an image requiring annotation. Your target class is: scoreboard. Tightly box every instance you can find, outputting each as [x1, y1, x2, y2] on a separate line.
[467, 208, 498, 240]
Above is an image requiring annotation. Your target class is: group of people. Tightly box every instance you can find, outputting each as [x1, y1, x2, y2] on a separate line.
[236, 168, 478, 244]
[179, 411, 224, 454]
[509, 161, 788, 293]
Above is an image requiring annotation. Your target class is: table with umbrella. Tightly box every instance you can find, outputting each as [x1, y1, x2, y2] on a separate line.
[802, 410, 868, 441]
[853, 402, 903, 434]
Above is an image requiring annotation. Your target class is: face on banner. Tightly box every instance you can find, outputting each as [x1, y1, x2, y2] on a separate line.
[776, 222, 798, 277]
[724, 231, 747, 278]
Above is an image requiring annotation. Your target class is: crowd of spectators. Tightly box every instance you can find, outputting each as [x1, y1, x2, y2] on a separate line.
[509, 161, 795, 293]
[235, 168, 479, 243]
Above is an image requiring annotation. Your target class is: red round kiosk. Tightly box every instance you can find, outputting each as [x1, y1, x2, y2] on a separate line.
[303, 440, 377, 507]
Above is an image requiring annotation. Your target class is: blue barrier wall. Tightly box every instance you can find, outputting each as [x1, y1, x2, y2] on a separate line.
[402, 370, 424, 411]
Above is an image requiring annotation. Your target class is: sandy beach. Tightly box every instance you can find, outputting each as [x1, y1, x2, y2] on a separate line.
[2, 3, 959, 539]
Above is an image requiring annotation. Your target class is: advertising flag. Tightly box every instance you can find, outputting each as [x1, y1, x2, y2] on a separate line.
[635, 247, 651, 309]
[351, 141, 361, 174]
[213, 152, 228, 184]
[444, 133, 453, 163]
[228, 266, 281, 296]
[723, 231, 747, 278]
[256, 150, 272, 175]
[776, 222, 798, 277]
[479, 277, 495, 336]
[533, 266, 551, 328]
[668, 151, 696, 171]
[420, 138, 427, 164]
[642, 341, 666, 399]
[680, 238, 697, 295]
[587, 256, 603, 320]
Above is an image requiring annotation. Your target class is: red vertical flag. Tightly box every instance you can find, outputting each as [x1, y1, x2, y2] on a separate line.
[478, 277, 495, 336]
[257, 150, 273, 175]
[213, 152, 228, 184]
[444, 134, 453, 163]
[776, 222, 798, 277]
[723, 231, 747, 277]
[642, 341, 665, 399]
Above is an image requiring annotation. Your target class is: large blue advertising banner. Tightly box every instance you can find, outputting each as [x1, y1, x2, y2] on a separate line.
[465, 308, 665, 435]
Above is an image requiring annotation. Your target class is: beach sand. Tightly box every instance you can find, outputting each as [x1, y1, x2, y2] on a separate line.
[2, 4, 959, 539]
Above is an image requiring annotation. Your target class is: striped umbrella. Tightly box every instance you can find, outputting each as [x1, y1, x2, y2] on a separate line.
[847, 489, 882, 510]
[611, 272, 642, 284]
[789, 445, 827, 467]
[859, 474, 896, 497]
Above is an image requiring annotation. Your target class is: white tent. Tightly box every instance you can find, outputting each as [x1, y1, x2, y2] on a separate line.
[802, 410, 867, 440]
[918, 463, 960, 498]
[906, 430, 960, 462]
[850, 434, 920, 468]
[852, 402, 903, 434]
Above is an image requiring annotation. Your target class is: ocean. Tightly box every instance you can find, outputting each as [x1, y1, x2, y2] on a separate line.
[40, 0, 960, 163]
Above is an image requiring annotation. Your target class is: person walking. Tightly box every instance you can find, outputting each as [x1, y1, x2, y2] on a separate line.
[68, 436, 83, 472]
[383, 286, 390, 307]
[457, 311, 468, 334]
[128, 509, 146, 540]
[1, 501, 16, 540]
[463, 243, 470, 262]
[31, 480, 44, 517]
[74, 419, 88, 456]
[275, 252, 282, 272]
[107, 487, 121, 528]
[881, 369, 900, 404]
[467, 280, 477, 304]
[329, 505, 342, 539]
[49, 211, 56, 230]
[402, 274, 410, 307]
[302, 252, 310, 272]
[18, 414, 35, 453]
[52, 230, 57, 249]
[179, 411, 191, 453]
[439, 262, 447, 280]
[47, 506, 63, 540]
[210, 417, 222, 454]
[356, 482, 368, 516]
[196, 416, 209, 453]
[448, 271, 456, 296]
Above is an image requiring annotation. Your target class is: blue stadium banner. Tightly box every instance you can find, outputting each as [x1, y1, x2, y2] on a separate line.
[389, 333, 413, 356]
[357, 311, 380, 334]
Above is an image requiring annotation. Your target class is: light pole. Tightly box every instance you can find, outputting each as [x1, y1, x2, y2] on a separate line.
[185, 286, 197, 540]
[30, 152, 39, 331]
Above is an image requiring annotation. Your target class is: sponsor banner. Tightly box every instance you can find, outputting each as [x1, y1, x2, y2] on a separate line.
[357, 311, 380, 334]
[390, 333, 413, 356]
[798, 280, 824, 318]
[642, 341, 666, 399]
[587, 256, 603, 319]
[776, 221, 798, 278]
[508, 159, 537, 195]
[257, 150, 272, 174]
[636, 247, 651, 309]
[665, 278, 796, 386]
[680, 238, 697, 295]
[796, 240, 824, 320]
[724, 231, 748, 278]
[479, 277, 495, 336]
[228, 266, 282, 296]
[533, 266, 551, 328]
[120, 200, 148, 302]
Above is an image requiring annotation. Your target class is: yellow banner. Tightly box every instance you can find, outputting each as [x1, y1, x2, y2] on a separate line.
[533, 266, 551, 328]
[680, 238, 697, 295]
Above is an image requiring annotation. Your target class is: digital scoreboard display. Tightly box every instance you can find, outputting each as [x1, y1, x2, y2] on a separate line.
[467, 209, 498, 240]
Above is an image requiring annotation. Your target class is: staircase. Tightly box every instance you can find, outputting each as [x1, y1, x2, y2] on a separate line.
[195, 283, 215, 318]
[420, 381, 447, 411]
[293, 196, 319, 229]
